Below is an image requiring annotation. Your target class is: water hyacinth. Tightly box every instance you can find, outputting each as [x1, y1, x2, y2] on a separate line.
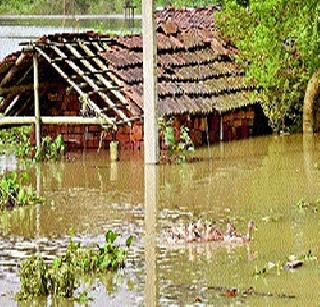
[0, 171, 42, 211]
[16, 230, 134, 301]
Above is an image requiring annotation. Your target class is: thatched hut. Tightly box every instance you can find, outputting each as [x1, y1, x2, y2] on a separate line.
[0, 7, 270, 150]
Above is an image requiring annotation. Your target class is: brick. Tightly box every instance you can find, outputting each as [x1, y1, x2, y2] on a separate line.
[116, 132, 130, 141]
[88, 125, 99, 132]
[60, 126, 66, 134]
[74, 125, 82, 134]
[103, 132, 112, 141]
[119, 140, 131, 150]
[86, 133, 94, 140]
[67, 126, 73, 134]
[132, 124, 143, 141]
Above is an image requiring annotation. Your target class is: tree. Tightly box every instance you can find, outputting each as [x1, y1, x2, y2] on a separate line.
[216, 0, 320, 132]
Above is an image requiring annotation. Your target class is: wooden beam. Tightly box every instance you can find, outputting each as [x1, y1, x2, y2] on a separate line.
[33, 52, 41, 148]
[220, 112, 224, 141]
[0, 116, 35, 125]
[143, 0, 159, 164]
[0, 116, 111, 126]
[41, 116, 110, 125]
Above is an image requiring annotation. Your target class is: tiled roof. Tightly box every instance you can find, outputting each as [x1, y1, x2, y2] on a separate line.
[0, 7, 255, 126]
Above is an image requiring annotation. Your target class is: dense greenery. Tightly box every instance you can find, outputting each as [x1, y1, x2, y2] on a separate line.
[0, 171, 42, 210]
[17, 230, 134, 300]
[216, 0, 320, 131]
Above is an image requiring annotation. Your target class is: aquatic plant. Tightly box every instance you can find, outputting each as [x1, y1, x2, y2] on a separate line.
[0, 171, 42, 211]
[254, 250, 317, 277]
[34, 135, 65, 162]
[0, 126, 32, 146]
[0, 126, 65, 161]
[158, 117, 195, 164]
[16, 230, 134, 301]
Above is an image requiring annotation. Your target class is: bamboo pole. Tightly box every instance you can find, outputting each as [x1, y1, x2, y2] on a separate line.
[33, 52, 41, 148]
[0, 116, 35, 125]
[219, 112, 223, 141]
[0, 116, 110, 126]
[143, 0, 159, 164]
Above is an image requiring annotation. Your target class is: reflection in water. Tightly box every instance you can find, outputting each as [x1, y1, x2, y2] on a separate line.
[0, 135, 319, 305]
[144, 165, 158, 307]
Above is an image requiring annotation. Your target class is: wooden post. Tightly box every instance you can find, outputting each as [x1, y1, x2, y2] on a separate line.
[33, 51, 41, 148]
[219, 112, 223, 141]
[143, 0, 159, 164]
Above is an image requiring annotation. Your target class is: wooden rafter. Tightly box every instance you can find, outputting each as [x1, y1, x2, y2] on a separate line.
[62, 43, 131, 122]
[35, 46, 115, 126]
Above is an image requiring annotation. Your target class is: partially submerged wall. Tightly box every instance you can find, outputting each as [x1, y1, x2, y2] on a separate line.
[32, 107, 255, 151]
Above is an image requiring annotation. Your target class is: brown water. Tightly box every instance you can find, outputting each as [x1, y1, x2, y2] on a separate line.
[0, 134, 319, 306]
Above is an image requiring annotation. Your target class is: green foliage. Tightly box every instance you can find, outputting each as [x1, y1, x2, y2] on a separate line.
[16, 230, 134, 301]
[0, 171, 42, 211]
[0, 126, 34, 159]
[216, 0, 320, 131]
[0, 127, 65, 161]
[158, 117, 194, 164]
[34, 135, 65, 162]
[0, 126, 32, 150]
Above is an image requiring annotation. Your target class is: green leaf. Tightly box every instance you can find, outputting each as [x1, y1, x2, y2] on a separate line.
[105, 230, 118, 244]
[125, 235, 134, 248]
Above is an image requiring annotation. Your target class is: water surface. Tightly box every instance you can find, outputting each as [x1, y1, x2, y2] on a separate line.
[0, 134, 319, 306]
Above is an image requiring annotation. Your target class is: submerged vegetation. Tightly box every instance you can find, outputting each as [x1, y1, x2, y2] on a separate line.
[0, 171, 42, 211]
[0, 126, 65, 162]
[34, 135, 65, 162]
[0, 125, 32, 146]
[17, 229, 134, 300]
[159, 117, 195, 164]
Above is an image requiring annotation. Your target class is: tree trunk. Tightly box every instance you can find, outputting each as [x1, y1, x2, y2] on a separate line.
[303, 70, 320, 133]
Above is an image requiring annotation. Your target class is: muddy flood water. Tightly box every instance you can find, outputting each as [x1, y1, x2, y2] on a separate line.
[0, 134, 319, 306]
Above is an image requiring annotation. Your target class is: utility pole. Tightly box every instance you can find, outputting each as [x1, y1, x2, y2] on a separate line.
[143, 0, 159, 164]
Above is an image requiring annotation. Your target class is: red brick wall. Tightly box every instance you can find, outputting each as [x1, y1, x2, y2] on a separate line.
[31, 109, 254, 151]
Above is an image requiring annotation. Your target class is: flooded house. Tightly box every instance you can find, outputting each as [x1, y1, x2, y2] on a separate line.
[0, 7, 270, 151]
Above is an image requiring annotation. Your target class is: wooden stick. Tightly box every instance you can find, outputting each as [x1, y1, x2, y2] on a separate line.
[0, 116, 111, 126]
[33, 52, 41, 148]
